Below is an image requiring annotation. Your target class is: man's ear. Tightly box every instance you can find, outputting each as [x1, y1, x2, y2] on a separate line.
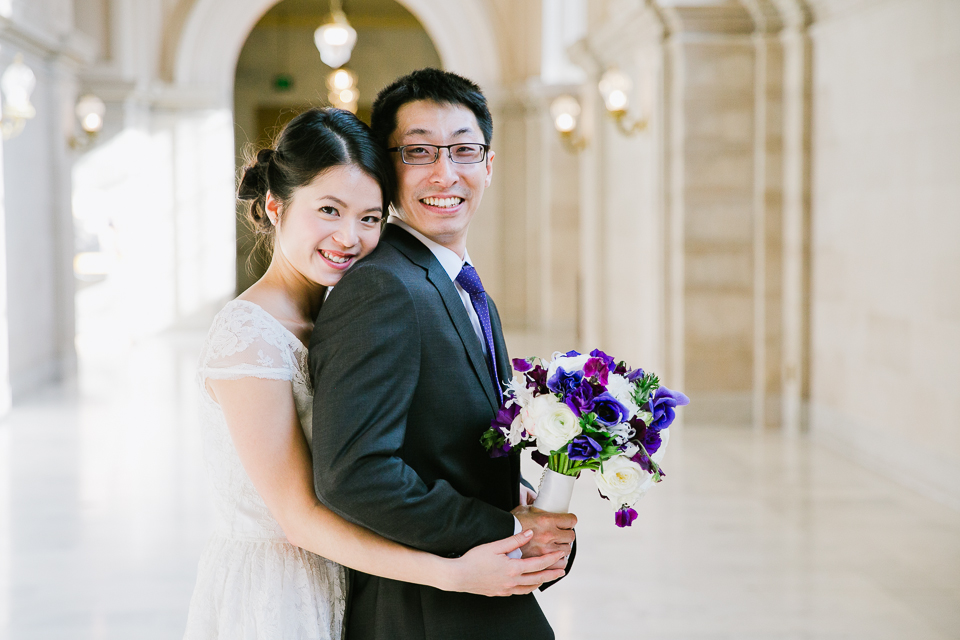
[484, 149, 495, 187]
[265, 191, 281, 226]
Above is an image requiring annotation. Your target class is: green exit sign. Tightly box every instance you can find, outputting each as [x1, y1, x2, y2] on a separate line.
[273, 74, 294, 91]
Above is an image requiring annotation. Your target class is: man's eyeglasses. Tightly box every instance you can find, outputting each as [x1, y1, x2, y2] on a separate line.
[388, 143, 490, 165]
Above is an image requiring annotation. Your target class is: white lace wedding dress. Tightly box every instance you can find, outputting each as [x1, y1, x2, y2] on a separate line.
[183, 300, 346, 640]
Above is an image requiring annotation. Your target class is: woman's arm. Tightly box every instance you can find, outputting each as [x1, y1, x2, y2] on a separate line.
[208, 376, 565, 596]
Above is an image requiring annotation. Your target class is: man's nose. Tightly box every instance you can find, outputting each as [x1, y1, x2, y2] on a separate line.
[428, 150, 458, 185]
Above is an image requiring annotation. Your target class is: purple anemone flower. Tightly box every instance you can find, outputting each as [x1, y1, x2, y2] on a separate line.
[615, 507, 638, 527]
[648, 387, 690, 431]
[547, 366, 584, 396]
[592, 392, 631, 427]
[567, 435, 602, 461]
[626, 368, 646, 382]
[564, 381, 595, 416]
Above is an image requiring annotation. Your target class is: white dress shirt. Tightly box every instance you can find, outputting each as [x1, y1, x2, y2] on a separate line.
[388, 217, 524, 548]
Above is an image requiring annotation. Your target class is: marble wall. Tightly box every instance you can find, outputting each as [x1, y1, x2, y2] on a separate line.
[807, 0, 960, 507]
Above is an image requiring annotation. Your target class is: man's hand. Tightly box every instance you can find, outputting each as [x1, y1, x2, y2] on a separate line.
[510, 505, 576, 568]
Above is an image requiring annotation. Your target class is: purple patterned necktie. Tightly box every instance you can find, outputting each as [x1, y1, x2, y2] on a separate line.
[455, 264, 502, 404]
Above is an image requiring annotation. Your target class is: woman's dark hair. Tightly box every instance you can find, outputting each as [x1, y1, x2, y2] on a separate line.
[370, 68, 493, 151]
[237, 107, 395, 261]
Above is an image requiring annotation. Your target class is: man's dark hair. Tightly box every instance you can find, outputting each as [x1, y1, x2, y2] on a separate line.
[370, 68, 493, 149]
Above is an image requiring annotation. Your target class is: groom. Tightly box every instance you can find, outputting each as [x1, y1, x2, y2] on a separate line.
[310, 68, 575, 640]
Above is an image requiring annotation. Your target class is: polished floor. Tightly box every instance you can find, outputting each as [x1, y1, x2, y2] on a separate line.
[1, 330, 959, 639]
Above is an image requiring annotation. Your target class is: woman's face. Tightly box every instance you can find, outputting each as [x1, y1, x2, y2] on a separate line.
[267, 164, 383, 287]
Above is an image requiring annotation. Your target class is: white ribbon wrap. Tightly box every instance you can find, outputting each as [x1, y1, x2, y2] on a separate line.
[532, 468, 577, 513]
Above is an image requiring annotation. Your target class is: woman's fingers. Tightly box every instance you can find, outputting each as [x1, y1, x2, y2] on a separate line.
[515, 568, 566, 587]
[516, 549, 566, 573]
[484, 529, 533, 556]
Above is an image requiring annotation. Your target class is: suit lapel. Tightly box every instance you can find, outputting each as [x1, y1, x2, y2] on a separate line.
[383, 225, 500, 411]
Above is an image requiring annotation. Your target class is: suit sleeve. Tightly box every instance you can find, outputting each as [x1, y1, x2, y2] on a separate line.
[310, 264, 515, 557]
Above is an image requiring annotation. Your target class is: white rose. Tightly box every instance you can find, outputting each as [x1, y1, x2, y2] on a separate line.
[519, 394, 582, 455]
[595, 456, 652, 504]
[606, 373, 640, 418]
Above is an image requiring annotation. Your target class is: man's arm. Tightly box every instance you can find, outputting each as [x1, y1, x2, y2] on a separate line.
[310, 264, 515, 557]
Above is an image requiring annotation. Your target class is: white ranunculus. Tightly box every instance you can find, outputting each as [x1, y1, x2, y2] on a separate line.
[595, 457, 652, 504]
[519, 393, 582, 455]
[606, 373, 640, 418]
[546, 352, 590, 380]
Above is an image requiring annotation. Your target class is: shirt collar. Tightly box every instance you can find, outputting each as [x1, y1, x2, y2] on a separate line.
[388, 215, 471, 282]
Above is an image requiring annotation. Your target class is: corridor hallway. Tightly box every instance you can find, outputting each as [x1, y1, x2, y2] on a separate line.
[1, 329, 958, 639]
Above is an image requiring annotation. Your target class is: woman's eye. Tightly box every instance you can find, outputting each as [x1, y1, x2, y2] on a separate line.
[319, 206, 338, 216]
[363, 215, 383, 224]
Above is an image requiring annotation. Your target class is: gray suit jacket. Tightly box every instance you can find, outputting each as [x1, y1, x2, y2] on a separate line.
[310, 224, 555, 640]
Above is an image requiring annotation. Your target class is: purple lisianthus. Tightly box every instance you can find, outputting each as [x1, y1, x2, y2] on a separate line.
[531, 450, 549, 467]
[615, 507, 639, 528]
[648, 387, 690, 431]
[626, 367, 646, 382]
[584, 358, 610, 385]
[564, 381, 595, 416]
[642, 428, 663, 455]
[512, 357, 533, 373]
[489, 442, 512, 458]
[564, 349, 582, 357]
[585, 349, 615, 385]
[547, 366, 584, 396]
[567, 435, 602, 461]
[524, 365, 549, 392]
[631, 447, 653, 473]
[592, 392, 631, 427]
[490, 402, 521, 435]
[613, 361, 628, 375]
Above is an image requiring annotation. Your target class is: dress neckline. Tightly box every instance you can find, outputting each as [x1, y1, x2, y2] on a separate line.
[225, 299, 309, 354]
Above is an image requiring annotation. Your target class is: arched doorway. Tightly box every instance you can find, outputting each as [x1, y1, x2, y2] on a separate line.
[171, 0, 505, 292]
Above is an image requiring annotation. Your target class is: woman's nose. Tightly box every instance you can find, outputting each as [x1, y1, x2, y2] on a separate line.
[332, 220, 359, 248]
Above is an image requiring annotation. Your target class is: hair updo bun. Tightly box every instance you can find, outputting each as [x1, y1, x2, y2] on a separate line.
[238, 148, 276, 233]
[236, 108, 395, 264]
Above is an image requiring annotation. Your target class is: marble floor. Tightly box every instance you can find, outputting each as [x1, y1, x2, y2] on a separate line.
[1, 330, 959, 639]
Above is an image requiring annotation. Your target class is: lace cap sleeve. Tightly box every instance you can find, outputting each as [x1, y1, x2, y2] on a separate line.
[199, 301, 299, 384]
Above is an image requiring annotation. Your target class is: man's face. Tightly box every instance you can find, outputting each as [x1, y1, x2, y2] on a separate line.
[389, 99, 494, 255]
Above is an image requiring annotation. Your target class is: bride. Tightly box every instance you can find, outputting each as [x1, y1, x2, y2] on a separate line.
[182, 108, 564, 639]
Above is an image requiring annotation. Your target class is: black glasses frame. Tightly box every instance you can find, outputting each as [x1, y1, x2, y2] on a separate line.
[387, 143, 490, 165]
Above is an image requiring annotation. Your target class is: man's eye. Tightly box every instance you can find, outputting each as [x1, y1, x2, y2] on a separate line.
[406, 146, 431, 155]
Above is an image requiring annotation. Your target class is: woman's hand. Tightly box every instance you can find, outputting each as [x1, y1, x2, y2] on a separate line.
[445, 530, 567, 597]
[520, 484, 537, 506]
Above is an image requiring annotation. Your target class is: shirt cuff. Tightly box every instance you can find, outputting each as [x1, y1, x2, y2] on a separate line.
[508, 516, 523, 559]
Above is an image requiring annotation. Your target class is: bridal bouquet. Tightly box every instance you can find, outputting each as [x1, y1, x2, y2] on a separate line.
[481, 350, 688, 527]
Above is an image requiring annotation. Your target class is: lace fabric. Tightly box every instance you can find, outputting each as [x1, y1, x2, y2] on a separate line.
[184, 300, 345, 640]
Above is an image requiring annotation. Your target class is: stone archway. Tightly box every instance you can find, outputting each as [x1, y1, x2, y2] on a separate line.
[173, 0, 503, 108]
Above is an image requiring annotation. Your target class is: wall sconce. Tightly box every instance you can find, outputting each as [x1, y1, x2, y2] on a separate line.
[326, 68, 358, 113]
[0, 54, 37, 140]
[314, 0, 357, 69]
[69, 94, 105, 149]
[550, 94, 586, 152]
[550, 68, 648, 151]
[598, 68, 647, 135]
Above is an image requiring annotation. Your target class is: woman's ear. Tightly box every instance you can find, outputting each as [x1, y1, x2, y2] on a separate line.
[265, 191, 281, 227]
